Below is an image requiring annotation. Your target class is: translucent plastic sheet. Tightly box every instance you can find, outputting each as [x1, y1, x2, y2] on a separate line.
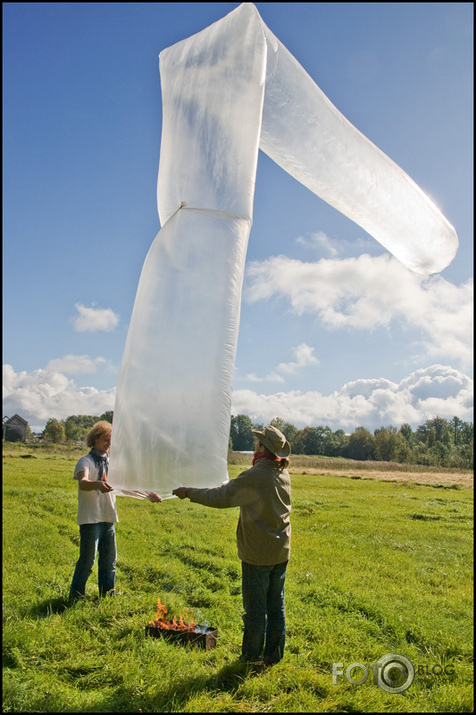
[108, 3, 458, 498]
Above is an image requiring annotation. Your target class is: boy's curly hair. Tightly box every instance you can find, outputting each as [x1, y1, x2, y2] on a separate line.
[86, 421, 112, 449]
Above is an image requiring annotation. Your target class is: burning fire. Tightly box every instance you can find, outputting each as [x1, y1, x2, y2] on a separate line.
[148, 597, 196, 632]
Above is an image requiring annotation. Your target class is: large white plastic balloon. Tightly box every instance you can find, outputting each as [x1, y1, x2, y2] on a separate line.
[108, 3, 458, 498]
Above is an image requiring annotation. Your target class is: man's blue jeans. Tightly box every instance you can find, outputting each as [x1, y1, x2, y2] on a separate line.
[70, 522, 117, 598]
[241, 560, 288, 664]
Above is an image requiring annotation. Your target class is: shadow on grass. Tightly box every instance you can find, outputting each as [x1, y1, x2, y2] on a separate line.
[28, 596, 71, 618]
[100, 658, 264, 712]
[29, 591, 119, 618]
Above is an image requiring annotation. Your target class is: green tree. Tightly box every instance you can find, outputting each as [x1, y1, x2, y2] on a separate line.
[413, 417, 460, 466]
[64, 415, 98, 442]
[43, 418, 66, 444]
[325, 429, 349, 457]
[293, 427, 310, 455]
[450, 416, 465, 446]
[319, 426, 335, 456]
[416, 417, 452, 447]
[230, 414, 255, 451]
[346, 427, 375, 461]
[373, 426, 412, 462]
[304, 427, 325, 455]
[373, 426, 397, 461]
[460, 421, 473, 445]
[293, 426, 329, 455]
[100, 411, 114, 424]
[400, 423, 414, 447]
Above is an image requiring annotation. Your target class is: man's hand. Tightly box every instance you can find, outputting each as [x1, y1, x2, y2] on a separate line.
[172, 487, 188, 500]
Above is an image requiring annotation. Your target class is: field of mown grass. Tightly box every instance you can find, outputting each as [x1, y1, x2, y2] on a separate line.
[2, 447, 473, 712]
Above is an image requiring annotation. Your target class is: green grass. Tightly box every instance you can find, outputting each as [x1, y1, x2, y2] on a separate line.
[2, 452, 473, 712]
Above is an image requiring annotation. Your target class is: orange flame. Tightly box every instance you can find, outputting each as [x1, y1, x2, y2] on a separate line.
[155, 597, 168, 621]
[148, 597, 196, 632]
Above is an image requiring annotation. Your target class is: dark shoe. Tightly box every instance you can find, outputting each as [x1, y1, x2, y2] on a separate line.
[239, 656, 259, 663]
[68, 592, 85, 604]
[239, 657, 268, 674]
[99, 589, 116, 598]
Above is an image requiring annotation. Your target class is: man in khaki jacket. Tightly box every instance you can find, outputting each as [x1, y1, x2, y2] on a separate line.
[173, 424, 291, 666]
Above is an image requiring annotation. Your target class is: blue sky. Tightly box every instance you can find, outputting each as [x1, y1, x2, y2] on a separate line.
[3, 2, 473, 433]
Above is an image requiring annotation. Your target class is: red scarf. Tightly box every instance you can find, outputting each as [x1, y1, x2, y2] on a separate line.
[252, 452, 281, 466]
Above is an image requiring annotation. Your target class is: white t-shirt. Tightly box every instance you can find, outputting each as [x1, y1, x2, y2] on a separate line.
[74, 453, 118, 526]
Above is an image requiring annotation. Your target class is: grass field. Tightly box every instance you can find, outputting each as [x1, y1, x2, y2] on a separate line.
[2, 448, 473, 712]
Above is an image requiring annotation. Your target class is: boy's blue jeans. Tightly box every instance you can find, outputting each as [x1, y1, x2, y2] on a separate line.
[70, 522, 117, 598]
[241, 560, 288, 665]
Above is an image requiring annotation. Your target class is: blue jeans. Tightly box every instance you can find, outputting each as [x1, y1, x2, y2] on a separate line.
[70, 522, 117, 598]
[241, 560, 288, 664]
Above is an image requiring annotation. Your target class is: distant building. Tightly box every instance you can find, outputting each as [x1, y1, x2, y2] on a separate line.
[3, 414, 28, 442]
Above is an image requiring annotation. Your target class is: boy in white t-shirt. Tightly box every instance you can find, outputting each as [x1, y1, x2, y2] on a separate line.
[69, 421, 161, 600]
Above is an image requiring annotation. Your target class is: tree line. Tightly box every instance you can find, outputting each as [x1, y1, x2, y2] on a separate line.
[230, 414, 473, 469]
[37, 411, 472, 469]
[40, 413, 114, 444]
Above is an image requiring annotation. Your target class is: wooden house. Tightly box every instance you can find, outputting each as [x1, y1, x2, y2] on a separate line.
[4, 414, 28, 442]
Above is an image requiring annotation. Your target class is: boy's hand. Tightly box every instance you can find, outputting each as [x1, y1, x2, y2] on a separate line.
[147, 491, 162, 503]
[97, 481, 114, 493]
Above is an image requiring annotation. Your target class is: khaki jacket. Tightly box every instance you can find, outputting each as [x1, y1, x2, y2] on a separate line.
[187, 457, 291, 565]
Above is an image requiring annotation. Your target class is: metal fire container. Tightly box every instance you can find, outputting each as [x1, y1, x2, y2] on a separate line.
[145, 621, 218, 650]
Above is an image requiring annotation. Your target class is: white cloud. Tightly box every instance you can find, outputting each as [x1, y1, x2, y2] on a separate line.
[295, 231, 375, 258]
[3, 364, 115, 432]
[243, 343, 318, 383]
[276, 343, 319, 374]
[244, 371, 285, 384]
[296, 231, 339, 257]
[3, 361, 472, 435]
[400, 365, 470, 401]
[45, 354, 107, 375]
[232, 365, 473, 431]
[73, 303, 119, 332]
[244, 254, 473, 370]
[340, 377, 396, 399]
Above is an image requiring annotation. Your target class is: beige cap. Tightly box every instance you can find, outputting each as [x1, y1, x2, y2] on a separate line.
[252, 425, 291, 458]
